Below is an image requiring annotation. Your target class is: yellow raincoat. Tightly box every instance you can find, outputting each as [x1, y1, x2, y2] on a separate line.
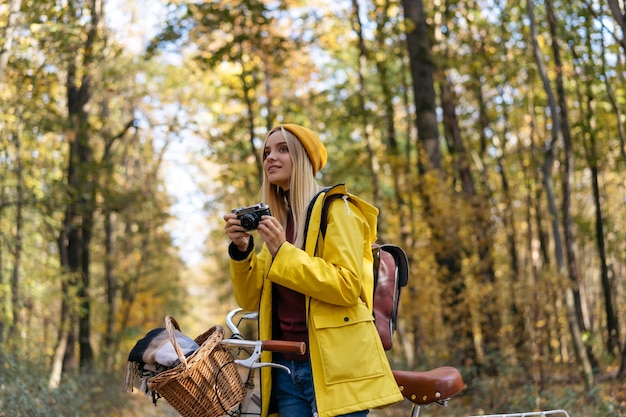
[229, 184, 403, 417]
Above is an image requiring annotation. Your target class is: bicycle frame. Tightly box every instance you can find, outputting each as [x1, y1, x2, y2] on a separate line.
[221, 308, 570, 417]
[468, 412, 571, 417]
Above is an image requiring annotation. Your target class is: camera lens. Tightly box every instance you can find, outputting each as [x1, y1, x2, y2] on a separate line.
[240, 214, 258, 230]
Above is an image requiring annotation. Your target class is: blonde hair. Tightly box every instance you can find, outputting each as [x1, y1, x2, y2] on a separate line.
[261, 126, 322, 249]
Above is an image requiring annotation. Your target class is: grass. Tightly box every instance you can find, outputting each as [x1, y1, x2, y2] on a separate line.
[0, 353, 132, 417]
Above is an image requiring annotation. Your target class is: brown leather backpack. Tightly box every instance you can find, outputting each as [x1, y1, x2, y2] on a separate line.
[320, 194, 409, 350]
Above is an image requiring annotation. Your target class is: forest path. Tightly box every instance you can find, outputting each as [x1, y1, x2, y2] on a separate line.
[123, 391, 180, 417]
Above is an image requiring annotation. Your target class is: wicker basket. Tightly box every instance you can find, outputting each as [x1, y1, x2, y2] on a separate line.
[147, 316, 246, 417]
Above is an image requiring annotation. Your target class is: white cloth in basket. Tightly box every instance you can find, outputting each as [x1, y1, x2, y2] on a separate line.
[125, 326, 199, 394]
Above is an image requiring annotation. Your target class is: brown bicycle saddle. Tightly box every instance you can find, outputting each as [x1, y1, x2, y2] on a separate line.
[393, 366, 465, 405]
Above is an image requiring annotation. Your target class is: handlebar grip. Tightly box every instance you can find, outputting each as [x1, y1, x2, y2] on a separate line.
[262, 340, 306, 355]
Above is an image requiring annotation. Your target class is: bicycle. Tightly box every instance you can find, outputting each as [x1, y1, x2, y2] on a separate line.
[220, 308, 571, 417]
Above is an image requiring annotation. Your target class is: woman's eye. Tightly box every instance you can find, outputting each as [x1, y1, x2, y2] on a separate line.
[280, 146, 289, 153]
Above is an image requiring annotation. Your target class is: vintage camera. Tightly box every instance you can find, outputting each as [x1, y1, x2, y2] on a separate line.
[231, 203, 271, 230]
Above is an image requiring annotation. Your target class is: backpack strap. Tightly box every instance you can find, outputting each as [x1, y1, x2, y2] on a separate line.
[319, 192, 348, 238]
[321, 192, 384, 299]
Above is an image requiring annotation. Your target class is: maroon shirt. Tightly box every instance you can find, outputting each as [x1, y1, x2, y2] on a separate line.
[274, 212, 308, 360]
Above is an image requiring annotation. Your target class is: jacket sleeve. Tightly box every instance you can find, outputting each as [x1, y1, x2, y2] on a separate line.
[268, 199, 368, 307]
[229, 240, 270, 311]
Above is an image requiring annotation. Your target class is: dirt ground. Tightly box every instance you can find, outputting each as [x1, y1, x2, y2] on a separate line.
[124, 391, 181, 417]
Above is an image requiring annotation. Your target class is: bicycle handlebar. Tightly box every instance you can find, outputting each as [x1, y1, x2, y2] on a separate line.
[223, 308, 306, 372]
[221, 337, 306, 355]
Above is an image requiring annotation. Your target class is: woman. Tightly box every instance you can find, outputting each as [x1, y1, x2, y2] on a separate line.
[223, 124, 402, 417]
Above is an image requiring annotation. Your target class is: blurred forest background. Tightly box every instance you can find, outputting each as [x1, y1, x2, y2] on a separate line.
[1, 0, 625, 416]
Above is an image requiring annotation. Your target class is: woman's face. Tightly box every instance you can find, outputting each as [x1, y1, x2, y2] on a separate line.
[263, 130, 293, 191]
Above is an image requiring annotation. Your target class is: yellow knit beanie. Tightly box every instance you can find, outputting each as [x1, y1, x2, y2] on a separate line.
[281, 124, 327, 174]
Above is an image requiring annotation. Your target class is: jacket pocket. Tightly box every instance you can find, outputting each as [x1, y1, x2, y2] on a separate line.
[312, 304, 386, 385]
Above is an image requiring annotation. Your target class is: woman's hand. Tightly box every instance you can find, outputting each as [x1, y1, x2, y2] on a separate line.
[257, 215, 286, 256]
[223, 213, 251, 252]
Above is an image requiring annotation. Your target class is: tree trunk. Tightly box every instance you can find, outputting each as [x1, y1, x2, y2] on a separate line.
[56, 0, 101, 376]
[401, 0, 440, 173]
[493, 84, 528, 364]
[620, 342, 626, 378]
[351, 0, 381, 210]
[599, 32, 626, 162]
[606, 0, 626, 59]
[372, 0, 413, 247]
[590, 163, 620, 354]
[8, 120, 24, 340]
[570, 30, 621, 357]
[440, 78, 499, 374]
[49, 269, 73, 388]
[521, 131, 545, 388]
[528, 0, 594, 389]
[66, 83, 96, 370]
[401, 0, 476, 367]
[48, 328, 69, 389]
[547, 0, 598, 376]
[103, 209, 116, 371]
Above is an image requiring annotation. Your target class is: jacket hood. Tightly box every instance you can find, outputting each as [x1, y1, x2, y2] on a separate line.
[303, 184, 379, 254]
[327, 184, 378, 242]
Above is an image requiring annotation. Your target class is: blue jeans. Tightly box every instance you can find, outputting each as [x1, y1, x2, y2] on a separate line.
[273, 357, 369, 417]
